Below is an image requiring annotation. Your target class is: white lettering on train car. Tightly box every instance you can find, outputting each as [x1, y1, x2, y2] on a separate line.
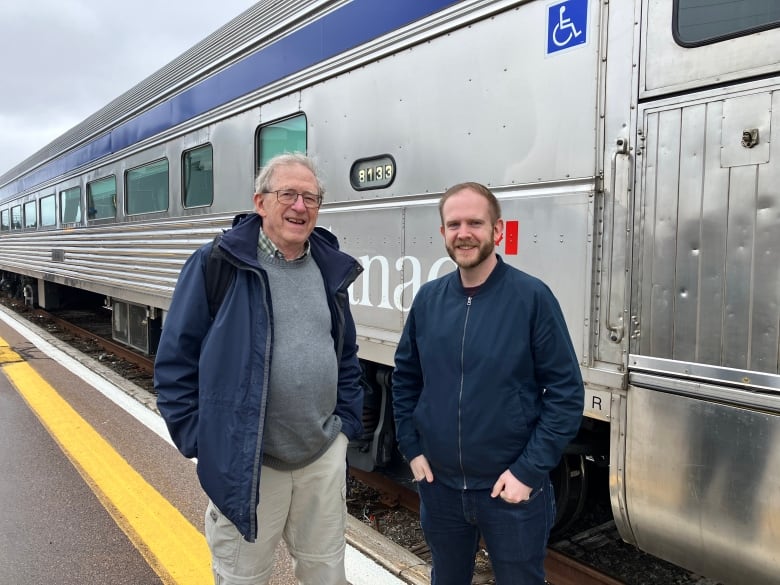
[348, 254, 456, 311]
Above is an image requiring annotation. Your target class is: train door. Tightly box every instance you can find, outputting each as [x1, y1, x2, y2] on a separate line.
[622, 2, 780, 583]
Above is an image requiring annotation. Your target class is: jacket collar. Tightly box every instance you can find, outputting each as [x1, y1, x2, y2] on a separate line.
[219, 213, 362, 291]
[452, 254, 508, 295]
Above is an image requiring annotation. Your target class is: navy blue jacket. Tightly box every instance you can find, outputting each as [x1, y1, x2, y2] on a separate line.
[392, 255, 583, 491]
[154, 213, 364, 541]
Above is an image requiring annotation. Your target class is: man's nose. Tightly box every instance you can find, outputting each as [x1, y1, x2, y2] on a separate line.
[290, 193, 308, 210]
[455, 224, 471, 238]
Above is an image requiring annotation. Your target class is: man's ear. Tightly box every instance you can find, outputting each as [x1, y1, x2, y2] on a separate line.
[493, 218, 504, 245]
[253, 193, 266, 216]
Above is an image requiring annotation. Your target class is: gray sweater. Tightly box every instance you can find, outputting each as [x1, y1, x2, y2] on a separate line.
[259, 252, 341, 470]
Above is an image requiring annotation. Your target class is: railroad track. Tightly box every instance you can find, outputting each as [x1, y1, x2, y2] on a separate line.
[349, 467, 624, 585]
[30, 307, 155, 376]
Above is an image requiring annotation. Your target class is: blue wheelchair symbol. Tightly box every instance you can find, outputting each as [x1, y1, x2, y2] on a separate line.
[547, 0, 587, 54]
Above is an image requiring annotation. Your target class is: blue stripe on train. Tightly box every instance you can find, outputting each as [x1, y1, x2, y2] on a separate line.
[1, 0, 459, 199]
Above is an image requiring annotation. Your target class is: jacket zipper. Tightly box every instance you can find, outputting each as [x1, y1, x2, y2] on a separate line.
[333, 261, 363, 361]
[458, 295, 472, 489]
[249, 265, 272, 542]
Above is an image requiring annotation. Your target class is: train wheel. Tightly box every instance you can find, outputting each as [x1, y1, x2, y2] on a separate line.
[550, 453, 588, 537]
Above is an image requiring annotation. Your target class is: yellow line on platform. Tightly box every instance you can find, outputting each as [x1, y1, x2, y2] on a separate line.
[0, 337, 211, 584]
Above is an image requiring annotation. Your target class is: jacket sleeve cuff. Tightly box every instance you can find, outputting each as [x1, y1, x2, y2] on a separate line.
[339, 417, 361, 441]
[399, 442, 423, 464]
[509, 461, 546, 490]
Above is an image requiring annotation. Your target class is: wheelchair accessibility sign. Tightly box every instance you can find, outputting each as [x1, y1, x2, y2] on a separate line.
[547, 0, 588, 54]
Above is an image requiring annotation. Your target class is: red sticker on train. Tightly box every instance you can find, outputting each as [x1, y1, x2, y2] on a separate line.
[504, 220, 518, 255]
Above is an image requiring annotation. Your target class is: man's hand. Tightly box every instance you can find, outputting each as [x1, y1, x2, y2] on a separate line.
[491, 469, 532, 503]
[410, 454, 434, 483]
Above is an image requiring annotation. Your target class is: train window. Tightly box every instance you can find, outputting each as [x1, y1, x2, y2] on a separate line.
[11, 205, 21, 230]
[40, 195, 56, 227]
[1, 209, 9, 231]
[674, 0, 780, 46]
[60, 186, 82, 224]
[23, 201, 37, 229]
[182, 145, 213, 207]
[126, 159, 169, 215]
[256, 114, 307, 172]
[87, 176, 117, 221]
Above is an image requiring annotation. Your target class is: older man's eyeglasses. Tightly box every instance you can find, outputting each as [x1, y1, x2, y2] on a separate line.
[267, 189, 322, 209]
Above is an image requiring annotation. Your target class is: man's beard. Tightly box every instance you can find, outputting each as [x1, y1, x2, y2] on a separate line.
[446, 237, 495, 269]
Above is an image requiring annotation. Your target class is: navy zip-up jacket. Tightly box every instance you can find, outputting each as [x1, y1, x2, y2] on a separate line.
[154, 213, 364, 541]
[392, 255, 583, 491]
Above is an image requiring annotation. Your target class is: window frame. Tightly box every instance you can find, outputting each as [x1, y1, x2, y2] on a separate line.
[255, 113, 307, 175]
[23, 200, 37, 229]
[673, 0, 780, 47]
[181, 144, 214, 208]
[125, 159, 170, 216]
[39, 194, 56, 228]
[86, 175, 118, 222]
[59, 186, 83, 225]
[10, 205, 22, 230]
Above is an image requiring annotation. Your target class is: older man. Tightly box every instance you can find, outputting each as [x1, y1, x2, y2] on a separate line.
[155, 153, 363, 585]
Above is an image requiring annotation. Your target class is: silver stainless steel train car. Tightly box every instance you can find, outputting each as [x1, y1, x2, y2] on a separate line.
[1, 1, 778, 583]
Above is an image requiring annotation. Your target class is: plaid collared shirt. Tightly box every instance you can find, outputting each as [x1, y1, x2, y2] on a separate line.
[257, 225, 310, 261]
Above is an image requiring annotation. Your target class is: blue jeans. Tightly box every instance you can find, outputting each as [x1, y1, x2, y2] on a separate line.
[417, 478, 555, 585]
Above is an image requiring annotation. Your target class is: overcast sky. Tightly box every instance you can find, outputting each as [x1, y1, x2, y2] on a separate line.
[0, 0, 257, 175]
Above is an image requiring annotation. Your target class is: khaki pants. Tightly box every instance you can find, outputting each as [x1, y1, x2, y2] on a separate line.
[206, 433, 349, 585]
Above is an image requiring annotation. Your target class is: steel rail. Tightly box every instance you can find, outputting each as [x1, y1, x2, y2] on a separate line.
[32, 308, 155, 376]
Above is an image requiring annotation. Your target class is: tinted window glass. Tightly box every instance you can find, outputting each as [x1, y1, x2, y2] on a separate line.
[60, 186, 82, 224]
[676, 0, 780, 44]
[87, 176, 117, 220]
[126, 160, 169, 215]
[1, 209, 9, 231]
[40, 195, 56, 227]
[11, 205, 22, 230]
[24, 201, 37, 228]
[256, 114, 306, 171]
[182, 145, 213, 207]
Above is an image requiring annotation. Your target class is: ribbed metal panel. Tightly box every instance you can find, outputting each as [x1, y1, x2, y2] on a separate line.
[633, 88, 780, 376]
[0, 0, 328, 185]
[0, 215, 233, 309]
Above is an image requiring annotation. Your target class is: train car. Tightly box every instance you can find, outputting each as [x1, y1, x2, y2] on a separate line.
[1, 1, 778, 583]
